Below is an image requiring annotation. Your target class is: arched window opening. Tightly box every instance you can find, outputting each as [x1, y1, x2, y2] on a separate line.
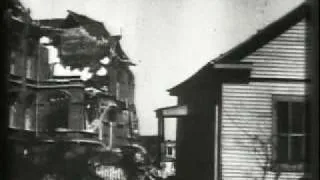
[107, 106, 120, 123]
[127, 70, 135, 86]
[117, 70, 126, 84]
[24, 93, 36, 131]
[9, 103, 17, 128]
[25, 107, 34, 130]
[46, 91, 71, 131]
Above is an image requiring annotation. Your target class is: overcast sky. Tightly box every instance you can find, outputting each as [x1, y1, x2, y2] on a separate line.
[21, 0, 304, 140]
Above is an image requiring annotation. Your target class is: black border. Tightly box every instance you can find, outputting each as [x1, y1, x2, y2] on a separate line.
[1, 1, 319, 180]
[309, 0, 319, 180]
[1, 0, 10, 179]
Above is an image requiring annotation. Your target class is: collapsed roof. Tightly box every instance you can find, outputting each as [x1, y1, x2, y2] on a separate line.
[38, 10, 131, 70]
[64, 10, 111, 39]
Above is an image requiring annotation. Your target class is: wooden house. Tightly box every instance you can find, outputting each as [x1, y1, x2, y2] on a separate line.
[156, 3, 312, 180]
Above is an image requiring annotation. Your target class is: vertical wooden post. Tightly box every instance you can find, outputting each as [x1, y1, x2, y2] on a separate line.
[214, 104, 219, 180]
[109, 122, 113, 148]
[98, 107, 108, 141]
[99, 121, 103, 141]
[157, 111, 165, 166]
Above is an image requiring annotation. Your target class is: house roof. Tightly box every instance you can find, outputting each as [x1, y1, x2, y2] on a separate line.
[168, 2, 310, 95]
[38, 18, 65, 28]
[65, 11, 131, 60]
[38, 11, 111, 40]
[66, 10, 111, 39]
[37, 10, 131, 64]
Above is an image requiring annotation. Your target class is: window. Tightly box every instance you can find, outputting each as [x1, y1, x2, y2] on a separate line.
[117, 71, 126, 84]
[10, 51, 16, 74]
[10, 63, 15, 74]
[273, 96, 310, 169]
[25, 108, 33, 130]
[167, 146, 173, 156]
[116, 82, 120, 99]
[107, 107, 119, 122]
[116, 123, 125, 128]
[26, 58, 32, 79]
[9, 104, 17, 128]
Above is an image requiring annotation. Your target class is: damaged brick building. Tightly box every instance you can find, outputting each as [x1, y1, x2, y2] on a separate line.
[37, 10, 139, 147]
[5, 1, 140, 178]
[6, 0, 139, 152]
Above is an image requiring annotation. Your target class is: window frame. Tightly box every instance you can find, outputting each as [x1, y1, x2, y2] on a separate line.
[10, 63, 15, 75]
[272, 95, 310, 172]
[26, 58, 32, 79]
[24, 107, 34, 131]
[167, 146, 173, 156]
[9, 103, 17, 128]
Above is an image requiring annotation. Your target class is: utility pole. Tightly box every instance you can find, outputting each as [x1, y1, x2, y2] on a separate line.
[156, 112, 165, 166]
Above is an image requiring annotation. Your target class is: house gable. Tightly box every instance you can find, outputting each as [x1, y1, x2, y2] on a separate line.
[213, 3, 310, 66]
[237, 18, 310, 80]
[169, 3, 310, 95]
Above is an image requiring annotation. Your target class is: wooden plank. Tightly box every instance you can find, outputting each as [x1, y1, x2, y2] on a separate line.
[223, 84, 306, 91]
[245, 55, 306, 61]
[223, 119, 272, 125]
[252, 64, 306, 69]
[222, 100, 272, 105]
[259, 47, 309, 53]
[158, 105, 189, 117]
[251, 69, 306, 74]
[250, 74, 308, 79]
[222, 123, 272, 129]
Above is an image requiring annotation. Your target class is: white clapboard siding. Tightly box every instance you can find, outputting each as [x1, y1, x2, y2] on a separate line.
[221, 79, 308, 180]
[239, 19, 310, 80]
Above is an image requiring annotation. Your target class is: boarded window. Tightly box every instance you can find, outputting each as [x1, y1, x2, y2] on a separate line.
[274, 96, 310, 165]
